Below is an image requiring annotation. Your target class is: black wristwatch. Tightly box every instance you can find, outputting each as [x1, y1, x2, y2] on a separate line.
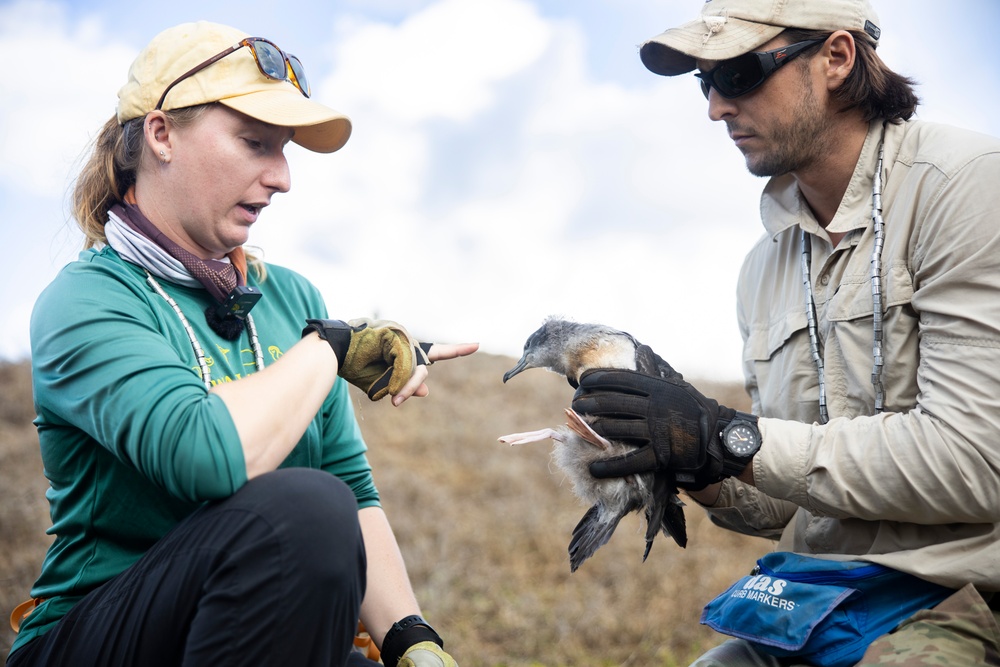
[381, 614, 443, 667]
[718, 411, 761, 477]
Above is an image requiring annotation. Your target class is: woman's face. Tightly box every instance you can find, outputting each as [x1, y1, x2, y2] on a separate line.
[153, 105, 294, 259]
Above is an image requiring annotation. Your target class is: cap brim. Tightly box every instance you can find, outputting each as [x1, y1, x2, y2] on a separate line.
[221, 89, 352, 153]
[640, 18, 783, 76]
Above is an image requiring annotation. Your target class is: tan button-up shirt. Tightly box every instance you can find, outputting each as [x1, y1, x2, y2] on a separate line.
[708, 119, 1000, 590]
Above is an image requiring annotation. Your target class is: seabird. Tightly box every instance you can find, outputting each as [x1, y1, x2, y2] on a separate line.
[500, 318, 687, 572]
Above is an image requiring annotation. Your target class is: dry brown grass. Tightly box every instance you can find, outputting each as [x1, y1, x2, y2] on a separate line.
[1, 355, 772, 665]
[1, 362, 52, 660]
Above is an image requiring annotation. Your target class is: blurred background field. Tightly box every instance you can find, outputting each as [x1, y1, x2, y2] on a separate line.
[1, 354, 772, 665]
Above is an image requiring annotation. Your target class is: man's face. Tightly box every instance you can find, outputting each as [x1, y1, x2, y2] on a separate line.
[696, 37, 833, 178]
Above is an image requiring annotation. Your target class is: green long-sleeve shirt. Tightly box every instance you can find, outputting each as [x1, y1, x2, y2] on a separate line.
[15, 247, 377, 653]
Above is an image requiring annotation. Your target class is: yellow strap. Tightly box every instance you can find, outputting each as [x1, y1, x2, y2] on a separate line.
[10, 598, 44, 633]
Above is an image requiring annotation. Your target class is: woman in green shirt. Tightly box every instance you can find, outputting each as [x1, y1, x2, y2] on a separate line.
[9, 20, 475, 667]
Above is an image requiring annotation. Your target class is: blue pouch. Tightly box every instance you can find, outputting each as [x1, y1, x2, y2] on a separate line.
[700, 552, 953, 667]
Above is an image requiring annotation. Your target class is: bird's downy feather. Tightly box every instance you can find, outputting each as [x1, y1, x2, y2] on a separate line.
[501, 410, 651, 520]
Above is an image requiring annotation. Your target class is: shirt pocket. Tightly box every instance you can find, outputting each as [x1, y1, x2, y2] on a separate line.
[826, 262, 914, 321]
[744, 308, 821, 422]
[824, 262, 917, 412]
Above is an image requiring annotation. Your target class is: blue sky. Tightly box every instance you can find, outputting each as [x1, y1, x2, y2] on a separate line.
[2, 0, 998, 380]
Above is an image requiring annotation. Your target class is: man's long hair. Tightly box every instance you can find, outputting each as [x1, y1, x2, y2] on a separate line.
[785, 29, 920, 123]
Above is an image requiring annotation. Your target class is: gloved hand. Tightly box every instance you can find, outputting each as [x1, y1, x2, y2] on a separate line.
[302, 318, 431, 401]
[570, 366, 737, 490]
[398, 641, 459, 667]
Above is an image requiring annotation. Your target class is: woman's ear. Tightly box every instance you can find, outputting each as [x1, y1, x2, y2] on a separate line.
[144, 111, 172, 163]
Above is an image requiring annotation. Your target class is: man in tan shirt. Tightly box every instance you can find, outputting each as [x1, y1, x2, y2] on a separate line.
[571, 0, 1000, 664]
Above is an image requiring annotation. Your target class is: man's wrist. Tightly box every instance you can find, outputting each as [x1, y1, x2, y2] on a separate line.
[686, 481, 724, 506]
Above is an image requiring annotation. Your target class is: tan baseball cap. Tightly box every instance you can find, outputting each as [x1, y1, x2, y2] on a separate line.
[641, 0, 881, 76]
[117, 21, 351, 153]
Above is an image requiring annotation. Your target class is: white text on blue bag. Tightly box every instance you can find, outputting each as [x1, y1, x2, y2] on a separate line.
[729, 575, 796, 610]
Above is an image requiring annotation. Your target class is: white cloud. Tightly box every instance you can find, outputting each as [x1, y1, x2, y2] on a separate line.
[250, 0, 763, 379]
[0, 1, 134, 197]
[326, 0, 551, 124]
[4, 0, 999, 381]
[0, 1, 136, 359]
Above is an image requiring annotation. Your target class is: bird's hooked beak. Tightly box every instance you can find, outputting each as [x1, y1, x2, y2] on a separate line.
[503, 356, 530, 383]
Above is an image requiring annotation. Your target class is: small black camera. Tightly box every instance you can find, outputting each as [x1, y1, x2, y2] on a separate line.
[213, 285, 262, 321]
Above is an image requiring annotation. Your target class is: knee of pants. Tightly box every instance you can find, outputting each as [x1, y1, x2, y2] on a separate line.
[690, 640, 786, 667]
[228, 468, 365, 581]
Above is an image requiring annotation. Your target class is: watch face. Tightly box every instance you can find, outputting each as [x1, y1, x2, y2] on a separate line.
[725, 422, 760, 457]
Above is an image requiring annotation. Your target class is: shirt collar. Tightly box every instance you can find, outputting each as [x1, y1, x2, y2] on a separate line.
[758, 119, 898, 240]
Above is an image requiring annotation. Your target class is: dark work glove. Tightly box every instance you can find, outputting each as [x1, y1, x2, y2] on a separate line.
[571, 366, 736, 490]
[303, 318, 431, 401]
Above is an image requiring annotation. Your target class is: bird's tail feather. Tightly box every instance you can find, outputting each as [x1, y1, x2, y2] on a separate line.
[660, 479, 688, 549]
[643, 495, 666, 562]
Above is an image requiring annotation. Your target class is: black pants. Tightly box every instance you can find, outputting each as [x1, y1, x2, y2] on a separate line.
[8, 468, 376, 667]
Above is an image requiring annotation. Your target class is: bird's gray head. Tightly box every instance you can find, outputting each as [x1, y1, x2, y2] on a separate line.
[503, 318, 640, 387]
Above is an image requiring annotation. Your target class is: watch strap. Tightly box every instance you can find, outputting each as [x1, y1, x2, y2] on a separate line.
[381, 614, 443, 667]
[721, 454, 752, 478]
[727, 411, 759, 429]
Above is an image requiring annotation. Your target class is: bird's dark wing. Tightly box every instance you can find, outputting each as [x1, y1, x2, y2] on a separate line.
[635, 344, 658, 377]
[660, 490, 688, 550]
[642, 473, 687, 561]
[623, 346, 690, 559]
[634, 344, 684, 381]
[568, 500, 639, 572]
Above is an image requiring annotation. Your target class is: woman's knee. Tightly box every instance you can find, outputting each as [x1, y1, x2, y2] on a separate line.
[238, 468, 359, 522]
[225, 468, 365, 579]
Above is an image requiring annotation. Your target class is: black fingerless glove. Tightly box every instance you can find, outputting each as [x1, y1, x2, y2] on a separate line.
[571, 367, 740, 490]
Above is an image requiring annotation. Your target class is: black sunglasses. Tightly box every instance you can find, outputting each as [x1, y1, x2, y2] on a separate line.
[156, 37, 310, 111]
[695, 39, 824, 100]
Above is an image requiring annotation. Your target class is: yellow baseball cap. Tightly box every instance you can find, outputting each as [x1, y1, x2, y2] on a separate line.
[117, 21, 351, 153]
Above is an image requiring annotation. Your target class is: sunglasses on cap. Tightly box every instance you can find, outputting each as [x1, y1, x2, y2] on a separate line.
[695, 38, 824, 100]
[155, 37, 310, 111]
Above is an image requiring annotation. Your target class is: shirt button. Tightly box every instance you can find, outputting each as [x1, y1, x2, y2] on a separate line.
[820, 275, 830, 286]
